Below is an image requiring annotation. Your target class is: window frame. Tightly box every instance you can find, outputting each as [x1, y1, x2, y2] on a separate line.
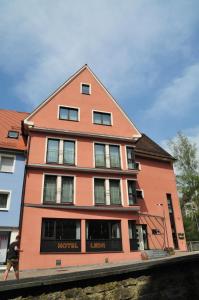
[125, 146, 141, 170]
[7, 131, 19, 139]
[0, 190, 11, 211]
[127, 180, 137, 205]
[92, 110, 112, 126]
[0, 154, 15, 173]
[93, 177, 123, 206]
[42, 173, 75, 205]
[94, 142, 122, 169]
[45, 137, 76, 166]
[81, 82, 91, 95]
[58, 105, 80, 122]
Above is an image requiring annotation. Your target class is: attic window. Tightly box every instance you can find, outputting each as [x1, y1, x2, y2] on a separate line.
[81, 83, 91, 95]
[8, 131, 19, 139]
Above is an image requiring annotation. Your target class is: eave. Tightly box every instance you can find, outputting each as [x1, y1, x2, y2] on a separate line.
[27, 164, 139, 176]
[24, 203, 140, 212]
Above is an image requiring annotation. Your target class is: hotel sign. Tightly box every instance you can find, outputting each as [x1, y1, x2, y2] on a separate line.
[40, 240, 81, 253]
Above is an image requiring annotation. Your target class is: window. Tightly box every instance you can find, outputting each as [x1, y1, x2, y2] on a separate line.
[86, 220, 122, 252]
[94, 178, 121, 205]
[59, 106, 78, 121]
[127, 181, 137, 205]
[41, 218, 81, 253]
[43, 175, 74, 204]
[95, 143, 120, 168]
[46, 138, 75, 165]
[8, 131, 19, 139]
[93, 112, 111, 125]
[0, 155, 15, 173]
[0, 192, 10, 210]
[81, 83, 90, 95]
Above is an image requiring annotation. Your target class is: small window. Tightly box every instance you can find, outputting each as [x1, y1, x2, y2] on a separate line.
[59, 107, 78, 121]
[0, 192, 10, 210]
[0, 155, 14, 173]
[128, 180, 137, 205]
[8, 131, 19, 139]
[81, 83, 90, 95]
[93, 112, 111, 126]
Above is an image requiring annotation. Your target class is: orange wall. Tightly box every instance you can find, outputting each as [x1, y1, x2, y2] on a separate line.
[28, 68, 140, 139]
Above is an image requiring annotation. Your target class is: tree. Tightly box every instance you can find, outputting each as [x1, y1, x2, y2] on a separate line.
[168, 132, 199, 240]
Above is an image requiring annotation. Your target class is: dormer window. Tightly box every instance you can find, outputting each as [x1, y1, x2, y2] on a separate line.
[81, 83, 91, 95]
[8, 131, 19, 139]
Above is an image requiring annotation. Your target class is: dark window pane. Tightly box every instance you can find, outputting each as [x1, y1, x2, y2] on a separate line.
[47, 139, 59, 163]
[128, 181, 137, 205]
[82, 84, 90, 94]
[61, 177, 73, 203]
[69, 109, 78, 121]
[109, 145, 120, 168]
[43, 219, 55, 239]
[95, 144, 106, 167]
[59, 107, 78, 121]
[94, 112, 102, 124]
[8, 131, 19, 138]
[102, 113, 111, 125]
[110, 180, 121, 205]
[63, 141, 75, 165]
[0, 193, 8, 208]
[94, 179, 106, 204]
[127, 147, 135, 169]
[43, 175, 57, 202]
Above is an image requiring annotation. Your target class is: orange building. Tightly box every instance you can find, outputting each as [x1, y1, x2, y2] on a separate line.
[20, 65, 186, 270]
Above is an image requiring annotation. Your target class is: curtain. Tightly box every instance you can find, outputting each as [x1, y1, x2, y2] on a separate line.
[43, 176, 57, 202]
[47, 139, 59, 163]
[109, 145, 120, 168]
[110, 180, 121, 205]
[61, 177, 73, 203]
[63, 141, 75, 164]
[127, 147, 135, 169]
[95, 179, 105, 204]
[95, 144, 105, 167]
[0, 156, 14, 172]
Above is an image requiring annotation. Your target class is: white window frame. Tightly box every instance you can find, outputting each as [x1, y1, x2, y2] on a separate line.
[42, 173, 76, 205]
[125, 145, 141, 170]
[0, 190, 11, 211]
[80, 82, 91, 95]
[92, 110, 113, 126]
[93, 177, 123, 206]
[57, 105, 80, 121]
[0, 154, 16, 173]
[93, 142, 122, 169]
[45, 137, 77, 166]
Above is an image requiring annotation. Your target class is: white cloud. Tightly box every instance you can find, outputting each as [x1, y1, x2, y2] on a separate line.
[146, 63, 199, 119]
[0, 0, 198, 107]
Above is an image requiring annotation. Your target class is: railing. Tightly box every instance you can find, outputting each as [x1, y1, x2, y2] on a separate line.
[187, 241, 199, 251]
[40, 239, 81, 252]
[86, 239, 122, 252]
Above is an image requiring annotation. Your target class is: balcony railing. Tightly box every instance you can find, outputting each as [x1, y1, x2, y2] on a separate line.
[86, 239, 122, 252]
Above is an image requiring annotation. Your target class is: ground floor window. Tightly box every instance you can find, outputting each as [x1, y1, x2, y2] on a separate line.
[128, 221, 148, 251]
[40, 219, 81, 252]
[0, 231, 10, 264]
[86, 220, 122, 252]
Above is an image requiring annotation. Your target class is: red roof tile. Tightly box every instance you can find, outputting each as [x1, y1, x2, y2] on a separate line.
[0, 109, 29, 151]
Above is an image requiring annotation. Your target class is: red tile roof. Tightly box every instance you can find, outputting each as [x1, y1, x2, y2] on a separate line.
[0, 109, 29, 151]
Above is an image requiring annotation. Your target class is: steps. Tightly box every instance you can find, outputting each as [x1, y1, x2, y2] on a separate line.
[143, 249, 169, 260]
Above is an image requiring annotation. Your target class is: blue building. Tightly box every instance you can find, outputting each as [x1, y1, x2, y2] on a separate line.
[0, 109, 28, 265]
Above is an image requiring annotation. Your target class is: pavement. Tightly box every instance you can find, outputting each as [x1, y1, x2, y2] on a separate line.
[0, 250, 198, 282]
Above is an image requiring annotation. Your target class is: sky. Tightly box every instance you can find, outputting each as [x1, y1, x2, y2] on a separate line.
[0, 0, 199, 150]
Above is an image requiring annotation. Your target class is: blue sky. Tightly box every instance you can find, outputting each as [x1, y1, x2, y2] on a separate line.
[0, 0, 199, 148]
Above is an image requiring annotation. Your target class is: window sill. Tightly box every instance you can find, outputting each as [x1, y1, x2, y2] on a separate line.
[93, 123, 112, 126]
[43, 202, 74, 205]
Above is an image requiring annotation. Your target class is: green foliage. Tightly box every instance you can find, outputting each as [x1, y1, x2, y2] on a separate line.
[168, 132, 199, 241]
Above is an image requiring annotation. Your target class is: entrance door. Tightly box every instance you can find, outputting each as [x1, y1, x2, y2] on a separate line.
[0, 232, 10, 264]
[129, 221, 148, 251]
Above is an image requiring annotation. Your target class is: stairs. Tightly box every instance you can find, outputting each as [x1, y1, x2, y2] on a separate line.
[143, 249, 169, 260]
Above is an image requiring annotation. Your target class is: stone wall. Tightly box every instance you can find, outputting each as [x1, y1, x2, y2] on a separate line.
[14, 260, 199, 300]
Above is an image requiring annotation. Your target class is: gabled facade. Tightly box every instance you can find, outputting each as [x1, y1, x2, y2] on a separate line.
[20, 65, 186, 270]
[0, 110, 28, 266]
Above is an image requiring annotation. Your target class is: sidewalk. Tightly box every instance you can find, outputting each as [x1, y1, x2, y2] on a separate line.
[0, 251, 197, 282]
